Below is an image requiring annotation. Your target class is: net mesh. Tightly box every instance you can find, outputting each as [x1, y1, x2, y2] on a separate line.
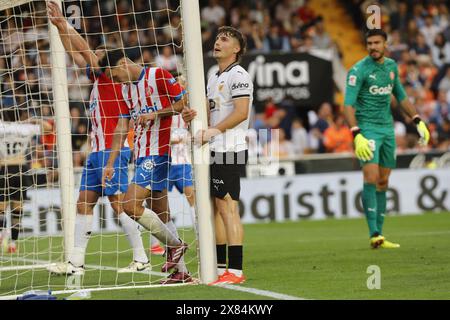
[0, 0, 198, 297]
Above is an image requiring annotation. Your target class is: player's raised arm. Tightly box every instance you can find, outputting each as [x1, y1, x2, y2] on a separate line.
[392, 66, 430, 146]
[47, 1, 99, 68]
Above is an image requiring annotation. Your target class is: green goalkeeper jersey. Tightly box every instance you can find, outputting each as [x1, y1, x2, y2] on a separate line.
[344, 56, 407, 127]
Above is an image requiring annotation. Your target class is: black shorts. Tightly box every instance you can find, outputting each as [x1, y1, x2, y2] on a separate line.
[0, 165, 32, 202]
[210, 151, 248, 201]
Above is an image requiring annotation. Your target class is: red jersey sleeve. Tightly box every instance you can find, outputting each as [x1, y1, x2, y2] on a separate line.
[155, 68, 185, 109]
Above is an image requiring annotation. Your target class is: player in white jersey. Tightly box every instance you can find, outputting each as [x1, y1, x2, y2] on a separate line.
[182, 26, 252, 285]
[0, 109, 52, 253]
[101, 50, 191, 284]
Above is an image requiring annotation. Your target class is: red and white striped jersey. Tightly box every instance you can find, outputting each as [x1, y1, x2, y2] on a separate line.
[87, 66, 130, 152]
[170, 114, 191, 165]
[122, 67, 185, 159]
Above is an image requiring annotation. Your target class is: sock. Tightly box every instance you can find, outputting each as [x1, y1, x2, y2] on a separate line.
[166, 220, 188, 273]
[137, 208, 180, 247]
[376, 190, 386, 235]
[71, 214, 93, 267]
[190, 206, 198, 237]
[119, 212, 148, 263]
[362, 183, 379, 238]
[216, 244, 227, 275]
[228, 245, 243, 277]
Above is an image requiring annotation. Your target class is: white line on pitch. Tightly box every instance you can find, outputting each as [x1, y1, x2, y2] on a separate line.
[0, 263, 51, 272]
[1, 256, 307, 300]
[218, 284, 305, 300]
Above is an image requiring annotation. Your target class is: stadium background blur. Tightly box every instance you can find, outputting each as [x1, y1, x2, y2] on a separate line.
[0, 0, 449, 177]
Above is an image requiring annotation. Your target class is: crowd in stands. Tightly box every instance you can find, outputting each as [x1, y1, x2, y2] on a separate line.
[0, 0, 449, 175]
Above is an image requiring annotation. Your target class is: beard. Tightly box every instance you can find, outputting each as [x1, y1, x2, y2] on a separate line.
[370, 50, 384, 61]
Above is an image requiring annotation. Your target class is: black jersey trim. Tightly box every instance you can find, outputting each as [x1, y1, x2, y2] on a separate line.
[215, 62, 240, 76]
[232, 94, 250, 99]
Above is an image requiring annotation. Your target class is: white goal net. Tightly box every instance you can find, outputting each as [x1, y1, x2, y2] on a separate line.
[0, 0, 208, 299]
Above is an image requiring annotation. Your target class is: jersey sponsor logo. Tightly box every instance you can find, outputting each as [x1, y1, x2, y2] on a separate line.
[348, 75, 357, 86]
[212, 178, 225, 184]
[142, 159, 155, 172]
[369, 84, 392, 95]
[168, 78, 177, 85]
[130, 105, 158, 120]
[231, 82, 250, 90]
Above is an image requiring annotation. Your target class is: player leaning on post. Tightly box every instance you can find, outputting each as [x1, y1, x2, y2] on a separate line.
[344, 29, 430, 249]
[182, 26, 252, 284]
[101, 49, 191, 284]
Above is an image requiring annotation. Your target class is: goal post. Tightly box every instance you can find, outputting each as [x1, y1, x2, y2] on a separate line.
[180, 0, 217, 284]
[48, 0, 75, 263]
[0, 0, 75, 264]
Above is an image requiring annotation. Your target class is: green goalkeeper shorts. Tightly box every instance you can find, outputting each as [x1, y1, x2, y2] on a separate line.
[359, 124, 396, 168]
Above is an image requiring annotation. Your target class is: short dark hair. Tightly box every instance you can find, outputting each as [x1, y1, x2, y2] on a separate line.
[99, 48, 126, 71]
[217, 26, 247, 62]
[365, 29, 387, 41]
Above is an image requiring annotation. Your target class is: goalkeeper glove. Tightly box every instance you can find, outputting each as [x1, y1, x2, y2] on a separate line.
[413, 116, 430, 146]
[352, 128, 373, 162]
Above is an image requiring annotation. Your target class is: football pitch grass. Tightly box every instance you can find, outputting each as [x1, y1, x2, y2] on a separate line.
[1, 211, 449, 300]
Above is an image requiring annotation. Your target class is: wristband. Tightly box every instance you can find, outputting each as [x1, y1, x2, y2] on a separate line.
[413, 115, 421, 125]
[351, 126, 361, 139]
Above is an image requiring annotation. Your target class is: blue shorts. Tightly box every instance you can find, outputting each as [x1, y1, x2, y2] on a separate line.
[80, 148, 131, 196]
[132, 155, 171, 192]
[169, 164, 194, 193]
